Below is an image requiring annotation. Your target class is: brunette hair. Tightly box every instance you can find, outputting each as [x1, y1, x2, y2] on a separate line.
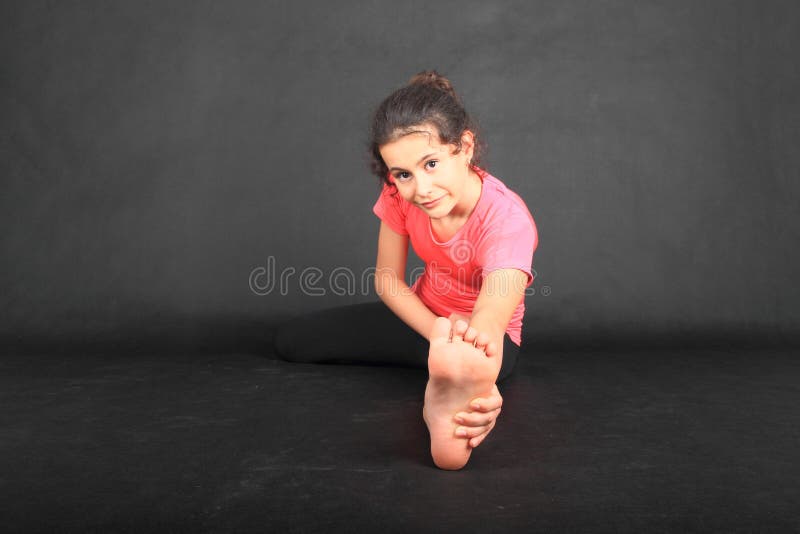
[368, 70, 486, 187]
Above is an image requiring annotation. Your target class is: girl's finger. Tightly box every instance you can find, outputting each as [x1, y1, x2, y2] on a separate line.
[454, 411, 496, 427]
[469, 419, 495, 448]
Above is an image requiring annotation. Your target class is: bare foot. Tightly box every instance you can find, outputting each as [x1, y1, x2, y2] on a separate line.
[450, 320, 504, 449]
[449, 317, 501, 360]
[422, 317, 501, 470]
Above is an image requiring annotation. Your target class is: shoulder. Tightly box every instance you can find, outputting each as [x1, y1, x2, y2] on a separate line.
[477, 172, 536, 230]
[472, 172, 539, 263]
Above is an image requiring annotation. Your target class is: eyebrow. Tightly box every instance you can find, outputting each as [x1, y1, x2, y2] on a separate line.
[388, 152, 438, 172]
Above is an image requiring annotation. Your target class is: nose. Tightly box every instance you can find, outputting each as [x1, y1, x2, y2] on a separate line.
[415, 173, 434, 199]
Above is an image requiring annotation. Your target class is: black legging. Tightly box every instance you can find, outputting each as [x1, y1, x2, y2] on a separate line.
[272, 301, 520, 383]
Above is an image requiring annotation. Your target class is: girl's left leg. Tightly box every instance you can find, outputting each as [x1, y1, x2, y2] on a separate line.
[274, 300, 521, 381]
[272, 301, 429, 370]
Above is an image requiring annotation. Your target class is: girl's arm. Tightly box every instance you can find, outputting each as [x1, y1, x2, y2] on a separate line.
[374, 221, 439, 340]
[468, 268, 530, 365]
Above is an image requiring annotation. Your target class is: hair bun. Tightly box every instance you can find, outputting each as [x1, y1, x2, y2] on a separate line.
[408, 70, 460, 103]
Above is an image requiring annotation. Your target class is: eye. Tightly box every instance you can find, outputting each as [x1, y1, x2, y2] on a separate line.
[394, 171, 412, 182]
[426, 160, 438, 170]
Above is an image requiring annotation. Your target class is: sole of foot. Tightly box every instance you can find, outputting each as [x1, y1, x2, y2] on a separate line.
[423, 317, 500, 470]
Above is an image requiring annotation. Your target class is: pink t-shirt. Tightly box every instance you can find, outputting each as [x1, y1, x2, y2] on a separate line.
[372, 166, 538, 345]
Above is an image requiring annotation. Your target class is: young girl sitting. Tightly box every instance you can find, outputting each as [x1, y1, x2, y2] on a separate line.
[274, 70, 538, 470]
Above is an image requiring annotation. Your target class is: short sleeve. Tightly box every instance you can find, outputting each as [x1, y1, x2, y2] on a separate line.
[372, 184, 409, 236]
[476, 208, 538, 288]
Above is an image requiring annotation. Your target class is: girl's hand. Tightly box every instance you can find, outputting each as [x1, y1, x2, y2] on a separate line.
[453, 384, 503, 449]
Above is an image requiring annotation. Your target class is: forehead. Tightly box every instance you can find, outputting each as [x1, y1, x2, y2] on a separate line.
[380, 129, 448, 165]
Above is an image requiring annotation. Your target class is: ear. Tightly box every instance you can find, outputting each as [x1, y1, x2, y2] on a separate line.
[460, 130, 476, 160]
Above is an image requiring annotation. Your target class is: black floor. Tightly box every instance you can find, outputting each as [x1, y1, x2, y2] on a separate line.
[2, 345, 799, 533]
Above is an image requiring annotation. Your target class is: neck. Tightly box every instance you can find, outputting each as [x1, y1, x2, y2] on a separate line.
[448, 168, 482, 220]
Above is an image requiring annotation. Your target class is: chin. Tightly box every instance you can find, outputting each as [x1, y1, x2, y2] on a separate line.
[428, 207, 453, 219]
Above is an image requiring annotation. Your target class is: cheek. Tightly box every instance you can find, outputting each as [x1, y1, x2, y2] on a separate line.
[396, 185, 416, 202]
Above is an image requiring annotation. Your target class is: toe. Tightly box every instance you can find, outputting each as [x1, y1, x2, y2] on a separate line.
[430, 316, 453, 344]
[463, 326, 478, 344]
[452, 320, 468, 342]
[475, 332, 491, 349]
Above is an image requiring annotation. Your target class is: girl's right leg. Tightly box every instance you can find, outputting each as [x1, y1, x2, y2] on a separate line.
[272, 301, 429, 370]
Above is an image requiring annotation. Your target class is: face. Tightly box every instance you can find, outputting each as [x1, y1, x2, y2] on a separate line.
[379, 125, 476, 220]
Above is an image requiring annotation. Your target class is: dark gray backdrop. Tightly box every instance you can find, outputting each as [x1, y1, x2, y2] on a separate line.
[2, 0, 798, 354]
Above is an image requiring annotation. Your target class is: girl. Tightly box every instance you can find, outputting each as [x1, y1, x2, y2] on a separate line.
[274, 70, 538, 470]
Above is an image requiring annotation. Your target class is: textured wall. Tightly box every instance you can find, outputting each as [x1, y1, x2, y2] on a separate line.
[2, 1, 798, 353]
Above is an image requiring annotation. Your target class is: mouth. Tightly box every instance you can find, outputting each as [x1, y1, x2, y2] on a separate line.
[420, 196, 445, 209]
